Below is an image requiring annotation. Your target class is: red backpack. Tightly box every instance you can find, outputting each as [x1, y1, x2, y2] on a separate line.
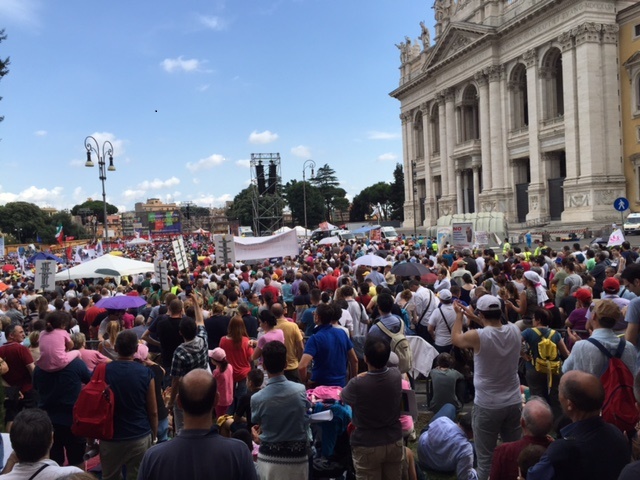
[587, 338, 639, 435]
[71, 363, 115, 440]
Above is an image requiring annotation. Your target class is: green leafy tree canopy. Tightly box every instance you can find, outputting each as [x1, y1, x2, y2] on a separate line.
[71, 200, 118, 224]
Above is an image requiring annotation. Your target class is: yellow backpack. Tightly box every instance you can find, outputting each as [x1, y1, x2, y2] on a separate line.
[533, 328, 561, 387]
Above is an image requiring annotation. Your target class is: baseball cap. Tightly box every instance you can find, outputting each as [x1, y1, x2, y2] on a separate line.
[603, 277, 620, 294]
[572, 287, 592, 303]
[476, 294, 502, 312]
[134, 343, 149, 362]
[209, 347, 226, 362]
[438, 289, 452, 301]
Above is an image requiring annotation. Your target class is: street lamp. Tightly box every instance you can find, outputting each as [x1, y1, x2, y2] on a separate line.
[84, 136, 115, 247]
[302, 159, 316, 240]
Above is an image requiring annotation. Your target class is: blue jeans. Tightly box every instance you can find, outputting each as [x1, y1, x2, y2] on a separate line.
[157, 416, 169, 442]
[228, 378, 247, 415]
[420, 403, 457, 434]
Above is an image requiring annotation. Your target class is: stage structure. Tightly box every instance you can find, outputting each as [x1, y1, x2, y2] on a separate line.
[251, 153, 284, 236]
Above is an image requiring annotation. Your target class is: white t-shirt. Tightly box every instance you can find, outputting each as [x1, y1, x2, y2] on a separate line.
[0, 459, 82, 479]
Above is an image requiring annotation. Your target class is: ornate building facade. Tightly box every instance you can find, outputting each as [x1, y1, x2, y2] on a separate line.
[391, 0, 633, 228]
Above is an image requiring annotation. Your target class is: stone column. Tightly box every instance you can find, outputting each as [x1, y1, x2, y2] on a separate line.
[400, 112, 413, 227]
[475, 71, 492, 192]
[438, 93, 449, 200]
[472, 165, 480, 211]
[445, 88, 457, 202]
[421, 103, 437, 226]
[559, 30, 579, 181]
[602, 24, 623, 178]
[488, 65, 504, 192]
[456, 169, 463, 213]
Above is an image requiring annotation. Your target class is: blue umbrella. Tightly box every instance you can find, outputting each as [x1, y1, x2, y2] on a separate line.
[28, 252, 65, 264]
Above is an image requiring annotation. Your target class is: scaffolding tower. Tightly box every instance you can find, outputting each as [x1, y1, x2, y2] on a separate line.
[250, 153, 284, 236]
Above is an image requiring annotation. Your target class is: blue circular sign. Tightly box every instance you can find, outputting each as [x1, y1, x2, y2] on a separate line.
[614, 197, 630, 212]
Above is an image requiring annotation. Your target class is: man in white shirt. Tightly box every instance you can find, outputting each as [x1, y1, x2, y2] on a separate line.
[410, 280, 438, 343]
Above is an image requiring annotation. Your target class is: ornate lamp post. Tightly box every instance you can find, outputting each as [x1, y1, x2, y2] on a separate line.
[302, 159, 316, 240]
[84, 136, 115, 246]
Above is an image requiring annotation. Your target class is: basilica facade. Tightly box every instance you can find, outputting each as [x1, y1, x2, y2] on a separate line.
[391, 0, 634, 229]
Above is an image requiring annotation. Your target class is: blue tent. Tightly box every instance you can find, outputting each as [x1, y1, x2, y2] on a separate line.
[27, 252, 65, 264]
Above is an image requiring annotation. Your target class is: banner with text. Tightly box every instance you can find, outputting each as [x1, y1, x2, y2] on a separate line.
[452, 223, 474, 250]
[213, 234, 236, 266]
[35, 260, 57, 292]
[172, 236, 189, 271]
[233, 230, 299, 261]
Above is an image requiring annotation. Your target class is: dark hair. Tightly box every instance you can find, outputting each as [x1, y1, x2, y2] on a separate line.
[259, 309, 277, 328]
[115, 330, 139, 357]
[179, 316, 197, 341]
[341, 285, 355, 297]
[247, 369, 264, 389]
[315, 303, 334, 326]
[178, 375, 217, 416]
[376, 293, 394, 314]
[232, 429, 253, 452]
[310, 288, 322, 303]
[620, 263, 640, 283]
[44, 310, 71, 332]
[270, 303, 284, 318]
[533, 307, 550, 326]
[435, 352, 454, 368]
[169, 298, 183, 315]
[262, 341, 287, 374]
[364, 338, 390, 369]
[458, 413, 473, 437]
[10, 408, 52, 462]
[517, 445, 547, 480]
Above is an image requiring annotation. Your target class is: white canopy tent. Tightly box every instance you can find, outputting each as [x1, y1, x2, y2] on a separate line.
[293, 226, 312, 237]
[273, 226, 293, 234]
[55, 254, 155, 281]
[126, 237, 152, 246]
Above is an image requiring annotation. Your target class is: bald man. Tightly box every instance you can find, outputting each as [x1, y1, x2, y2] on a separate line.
[489, 397, 554, 480]
[527, 371, 629, 480]
[137, 370, 257, 480]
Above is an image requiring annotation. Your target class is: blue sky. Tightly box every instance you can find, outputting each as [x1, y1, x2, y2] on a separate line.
[0, 0, 432, 213]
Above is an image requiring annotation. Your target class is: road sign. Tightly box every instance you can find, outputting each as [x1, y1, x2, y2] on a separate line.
[614, 197, 629, 212]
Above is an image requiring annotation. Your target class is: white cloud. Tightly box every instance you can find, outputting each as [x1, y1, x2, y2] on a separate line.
[249, 130, 278, 144]
[0, 0, 41, 27]
[236, 159, 250, 168]
[69, 159, 84, 168]
[186, 154, 226, 173]
[193, 178, 200, 184]
[290, 145, 311, 158]
[161, 56, 204, 73]
[193, 193, 233, 207]
[197, 84, 210, 92]
[367, 131, 401, 140]
[72, 187, 86, 204]
[137, 176, 180, 190]
[0, 185, 64, 206]
[198, 14, 226, 30]
[121, 189, 146, 201]
[34, 130, 47, 137]
[377, 153, 398, 162]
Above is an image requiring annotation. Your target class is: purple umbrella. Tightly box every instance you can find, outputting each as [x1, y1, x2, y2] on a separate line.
[96, 296, 147, 310]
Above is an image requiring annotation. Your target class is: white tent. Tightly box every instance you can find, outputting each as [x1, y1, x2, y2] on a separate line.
[55, 254, 155, 281]
[126, 237, 151, 246]
[273, 226, 293, 234]
[293, 226, 312, 237]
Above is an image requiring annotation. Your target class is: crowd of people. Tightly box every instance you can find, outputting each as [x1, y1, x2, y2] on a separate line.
[0, 233, 639, 479]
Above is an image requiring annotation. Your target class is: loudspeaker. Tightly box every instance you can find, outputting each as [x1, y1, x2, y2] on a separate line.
[267, 161, 277, 195]
[256, 162, 266, 195]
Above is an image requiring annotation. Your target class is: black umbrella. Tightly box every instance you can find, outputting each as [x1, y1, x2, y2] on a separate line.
[390, 262, 429, 277]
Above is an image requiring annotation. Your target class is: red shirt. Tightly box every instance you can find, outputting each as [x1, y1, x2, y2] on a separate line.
[0, 342, 34, 392]
[261, 285, 280, 301]
[319, 275, 338, 293]
[84, 305, 107, 327]
[490, 435, 553, 480]
[218, 336, 254, 383]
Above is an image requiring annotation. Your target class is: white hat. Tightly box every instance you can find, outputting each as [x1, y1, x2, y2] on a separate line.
[438, 289, 452, 301]
[476, 294, 502, 312]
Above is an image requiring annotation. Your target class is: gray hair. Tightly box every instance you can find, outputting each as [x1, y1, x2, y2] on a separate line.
[522, 396, 553, 437]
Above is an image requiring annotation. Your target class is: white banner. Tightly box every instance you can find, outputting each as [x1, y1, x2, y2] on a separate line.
[233, 230, 299, 261]
[213, 234, 236, 266]
[153, 259, 171, 291]
[35, 260, 57, 292]
[172, 236, 189, 271]
[475, 231, 489, 246]
[0, 237, 4, 257]
[452, 223, 474, 250]
[436, 227, 451, 252]
[608, 228, 625, 247]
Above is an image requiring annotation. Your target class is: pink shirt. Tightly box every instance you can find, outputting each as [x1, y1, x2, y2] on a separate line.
[257, 329, 285, 350]
[79, 348, 110, 372]
[37, 329, 80, 372]
[213, 364, 234, 407]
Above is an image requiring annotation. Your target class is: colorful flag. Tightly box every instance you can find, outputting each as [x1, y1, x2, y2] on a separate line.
[55, 225, 64, 245]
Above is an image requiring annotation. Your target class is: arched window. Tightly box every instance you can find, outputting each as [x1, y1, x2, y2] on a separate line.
[541, 47, 564, 119]
[459, 85, 479, 142]
[431, 104, 440, 154]
[414, 113, 424, 158]
[509, 63, 528, 130]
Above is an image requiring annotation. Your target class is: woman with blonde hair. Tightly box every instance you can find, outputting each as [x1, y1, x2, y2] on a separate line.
[98, 320, 121, 360]
[219, 315, 254, 414]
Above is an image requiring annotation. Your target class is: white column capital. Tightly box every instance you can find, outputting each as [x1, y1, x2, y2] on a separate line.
[558, 31, 574, 52]
[522, 49, 537, 69]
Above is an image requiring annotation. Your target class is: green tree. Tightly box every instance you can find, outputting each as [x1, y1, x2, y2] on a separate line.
[389, 163, 405, 221]
[0, 202, 46, 244]
[310, 164, 349, 223]
[226, 186, 256, 226]
[71, 200, 118, 224]
[43, 211, 84, 243]
[350, 182, 392, 222]
[0, 29, 9, 126]
[283, 180, 325, 229]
